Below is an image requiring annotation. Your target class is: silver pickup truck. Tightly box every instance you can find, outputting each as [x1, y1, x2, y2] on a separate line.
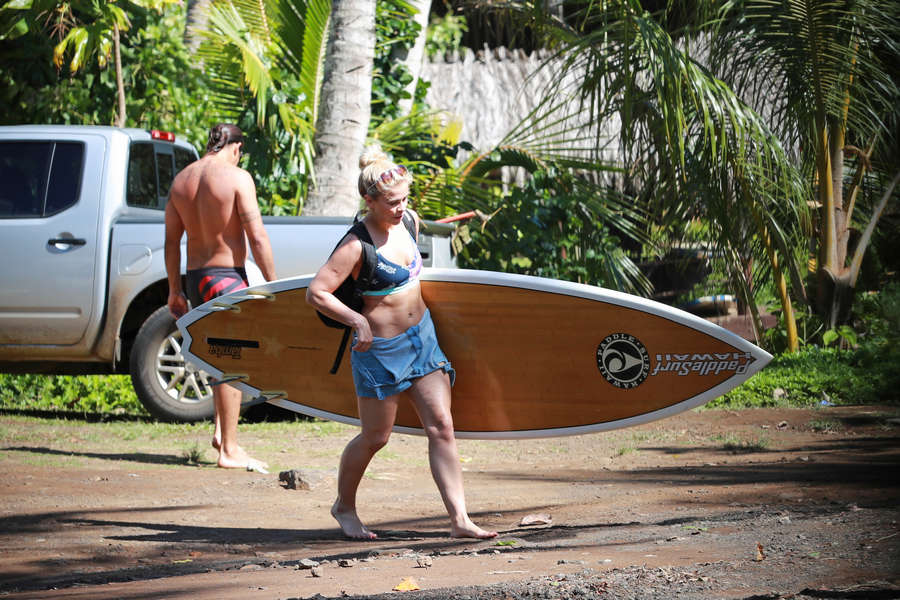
[0, 125, 455, 421]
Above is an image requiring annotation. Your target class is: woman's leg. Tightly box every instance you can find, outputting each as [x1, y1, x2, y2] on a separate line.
[409, 370, 497, 539]
[332, 394, 398, 539]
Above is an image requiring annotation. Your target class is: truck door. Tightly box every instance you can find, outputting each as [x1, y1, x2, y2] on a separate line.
[0, 139, 100, 345]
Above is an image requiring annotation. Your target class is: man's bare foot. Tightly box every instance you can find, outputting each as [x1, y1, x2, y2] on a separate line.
[211, 436, 221, 451]
[332, 502, 377, 540]
[217, 446, 269, 473]
[450, 520, 498, 539]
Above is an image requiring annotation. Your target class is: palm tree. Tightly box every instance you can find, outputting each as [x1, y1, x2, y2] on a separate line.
[706, 0, 900, 331]
[193, 0, 330, 211]
[304, 0, 376, 215]
[43, 0, 178, 126]
[507, 0, 898, 350]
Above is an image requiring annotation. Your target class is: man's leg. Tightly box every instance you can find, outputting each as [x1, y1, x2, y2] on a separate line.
[214, 382, 268, 472]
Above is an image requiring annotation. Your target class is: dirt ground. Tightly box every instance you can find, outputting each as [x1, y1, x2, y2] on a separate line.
[1, 404, 898, 600]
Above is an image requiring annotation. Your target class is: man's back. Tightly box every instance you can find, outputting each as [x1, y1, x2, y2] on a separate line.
[169, 156, 251, 270]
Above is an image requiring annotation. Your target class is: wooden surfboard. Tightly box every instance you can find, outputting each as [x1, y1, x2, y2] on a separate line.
[176, 269, 772, 439]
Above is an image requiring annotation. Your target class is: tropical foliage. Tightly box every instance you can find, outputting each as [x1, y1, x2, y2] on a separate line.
[0, 1, 214, 147]
[496, 0, 899, 349]
[706, 0, 900, 333]
[4, 0, 180, 126]
[192, 0, 329, 214]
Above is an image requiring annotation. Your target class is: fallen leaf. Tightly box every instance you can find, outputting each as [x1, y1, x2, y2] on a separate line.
[520, 513, 552, 526]
[755, 543, 765, 561]
[393, 577, 420, 591]
[495, 540, 517, 546]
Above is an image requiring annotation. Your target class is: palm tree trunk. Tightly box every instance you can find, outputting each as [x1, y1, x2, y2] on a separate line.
[392, 0, 431, 116]
[184, 0, 212, 51]
[113, 22, 126, 127]
[849, 170, 900, 286]
[304, 0, 376, 216]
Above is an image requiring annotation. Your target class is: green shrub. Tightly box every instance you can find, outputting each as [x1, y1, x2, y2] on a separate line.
[708, 340, 900, 409]
[0, 374, 148, 417]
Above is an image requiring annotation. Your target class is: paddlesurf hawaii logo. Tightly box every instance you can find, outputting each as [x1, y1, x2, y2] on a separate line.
[597, 333, 651, 389]
[206, 337, 259, 359]
[650, 352, 755, 376]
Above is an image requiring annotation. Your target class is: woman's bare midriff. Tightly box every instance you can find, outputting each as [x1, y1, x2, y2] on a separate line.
[361, 281, 427, 338]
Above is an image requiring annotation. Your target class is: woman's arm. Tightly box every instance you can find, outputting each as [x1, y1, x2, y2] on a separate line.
[305, 237, 374, 351]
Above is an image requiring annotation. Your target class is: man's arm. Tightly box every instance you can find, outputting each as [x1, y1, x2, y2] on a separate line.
[235, 169, 277, 281]
[164, 199, 189, 318]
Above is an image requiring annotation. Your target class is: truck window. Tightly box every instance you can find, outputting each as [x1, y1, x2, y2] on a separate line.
[157, 151, 174, 198]
[127, 143, 158, 209]
[0, 141, 84, 219]
[174, 147, 196, 173]
[128, 142, 197, 209]
[45, 142, 85, 215]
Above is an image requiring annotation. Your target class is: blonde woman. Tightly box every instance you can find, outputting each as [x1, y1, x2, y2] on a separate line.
[306, 146, 497, 540]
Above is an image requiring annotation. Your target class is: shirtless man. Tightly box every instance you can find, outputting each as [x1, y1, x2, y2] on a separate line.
[165, 123, 276, 473]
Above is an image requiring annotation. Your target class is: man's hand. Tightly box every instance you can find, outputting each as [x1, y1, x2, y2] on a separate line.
[168, 291, 189, 319]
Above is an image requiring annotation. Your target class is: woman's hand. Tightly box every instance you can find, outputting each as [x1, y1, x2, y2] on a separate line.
[351, 313, 373, 352]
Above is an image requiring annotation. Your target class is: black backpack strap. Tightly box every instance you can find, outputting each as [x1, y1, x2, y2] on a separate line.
[329, 328, 353, 374]
[329, 222, 377, 375]
[402, 209, 417, 240]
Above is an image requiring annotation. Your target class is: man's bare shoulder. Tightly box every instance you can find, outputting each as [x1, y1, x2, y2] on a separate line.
[206, 161, 252, 184]
[169, 160, 202, 200]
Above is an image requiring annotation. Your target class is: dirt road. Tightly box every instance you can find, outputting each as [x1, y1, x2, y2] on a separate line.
[1, 405, 898, 599]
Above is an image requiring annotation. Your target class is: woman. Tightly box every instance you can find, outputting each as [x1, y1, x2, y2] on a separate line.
[306, 146, 497, 540]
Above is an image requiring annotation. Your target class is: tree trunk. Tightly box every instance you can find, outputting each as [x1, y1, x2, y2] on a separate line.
[392, 0, 431, 116]
[304, 0, 376, 216]
[113, 22, 126, 128]
[184, 0, 212, 51]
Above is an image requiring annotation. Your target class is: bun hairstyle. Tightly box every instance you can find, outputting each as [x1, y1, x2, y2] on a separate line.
[358, 144, 412, 198]
[206, 123, 244, 154]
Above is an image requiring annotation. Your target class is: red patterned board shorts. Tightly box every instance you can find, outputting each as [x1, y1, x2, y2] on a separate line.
[185, 266, 248, 307]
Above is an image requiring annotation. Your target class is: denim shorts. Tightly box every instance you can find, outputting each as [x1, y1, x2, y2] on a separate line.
[351, 309, 456, 400]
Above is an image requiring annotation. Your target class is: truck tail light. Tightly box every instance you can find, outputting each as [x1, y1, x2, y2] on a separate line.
[150, 130, 175, 142]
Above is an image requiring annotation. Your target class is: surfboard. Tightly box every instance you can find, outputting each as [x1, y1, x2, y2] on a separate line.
[176, 269, 772, 439]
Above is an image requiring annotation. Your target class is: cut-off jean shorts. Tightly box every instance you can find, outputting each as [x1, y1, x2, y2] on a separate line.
[351, 309, 456, 400]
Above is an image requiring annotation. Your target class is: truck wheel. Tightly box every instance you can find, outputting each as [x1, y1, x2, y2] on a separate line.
[130, 306, 216, 422]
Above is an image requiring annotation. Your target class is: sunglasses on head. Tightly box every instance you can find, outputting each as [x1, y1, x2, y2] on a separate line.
[367, 165, 407, 192]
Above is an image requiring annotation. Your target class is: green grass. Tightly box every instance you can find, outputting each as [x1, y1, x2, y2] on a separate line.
[807, 419, 845, 433]
[0, 374, 147, 416]
[707, 340, 900, 409]
[710, 432, 771, 453]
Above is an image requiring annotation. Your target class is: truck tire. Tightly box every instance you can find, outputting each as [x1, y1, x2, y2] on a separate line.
[130, 306, 216, 422]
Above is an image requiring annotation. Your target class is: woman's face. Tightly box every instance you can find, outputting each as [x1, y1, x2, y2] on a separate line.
[366, 182, 409, 224]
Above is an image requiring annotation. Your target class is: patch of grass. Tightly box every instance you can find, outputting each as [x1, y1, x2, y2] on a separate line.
[707, 340, 900, 409]
[808, 419, 844, 433]
[0, 374, 147, 416]
[180, 443, 207, 465]
[710, 433, 771, 453]
[307, 421, 350, 437]
[616, 446, 637, 456]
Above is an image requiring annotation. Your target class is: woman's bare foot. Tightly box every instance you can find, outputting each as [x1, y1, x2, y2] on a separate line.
[332, 502, 377, 540]
[217, 446, 269, 473]
[450, 520, 498, 539]
[211, 436, 221, 451]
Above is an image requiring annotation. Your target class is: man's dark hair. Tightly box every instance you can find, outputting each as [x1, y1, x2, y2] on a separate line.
[206, 123, 244, 153]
